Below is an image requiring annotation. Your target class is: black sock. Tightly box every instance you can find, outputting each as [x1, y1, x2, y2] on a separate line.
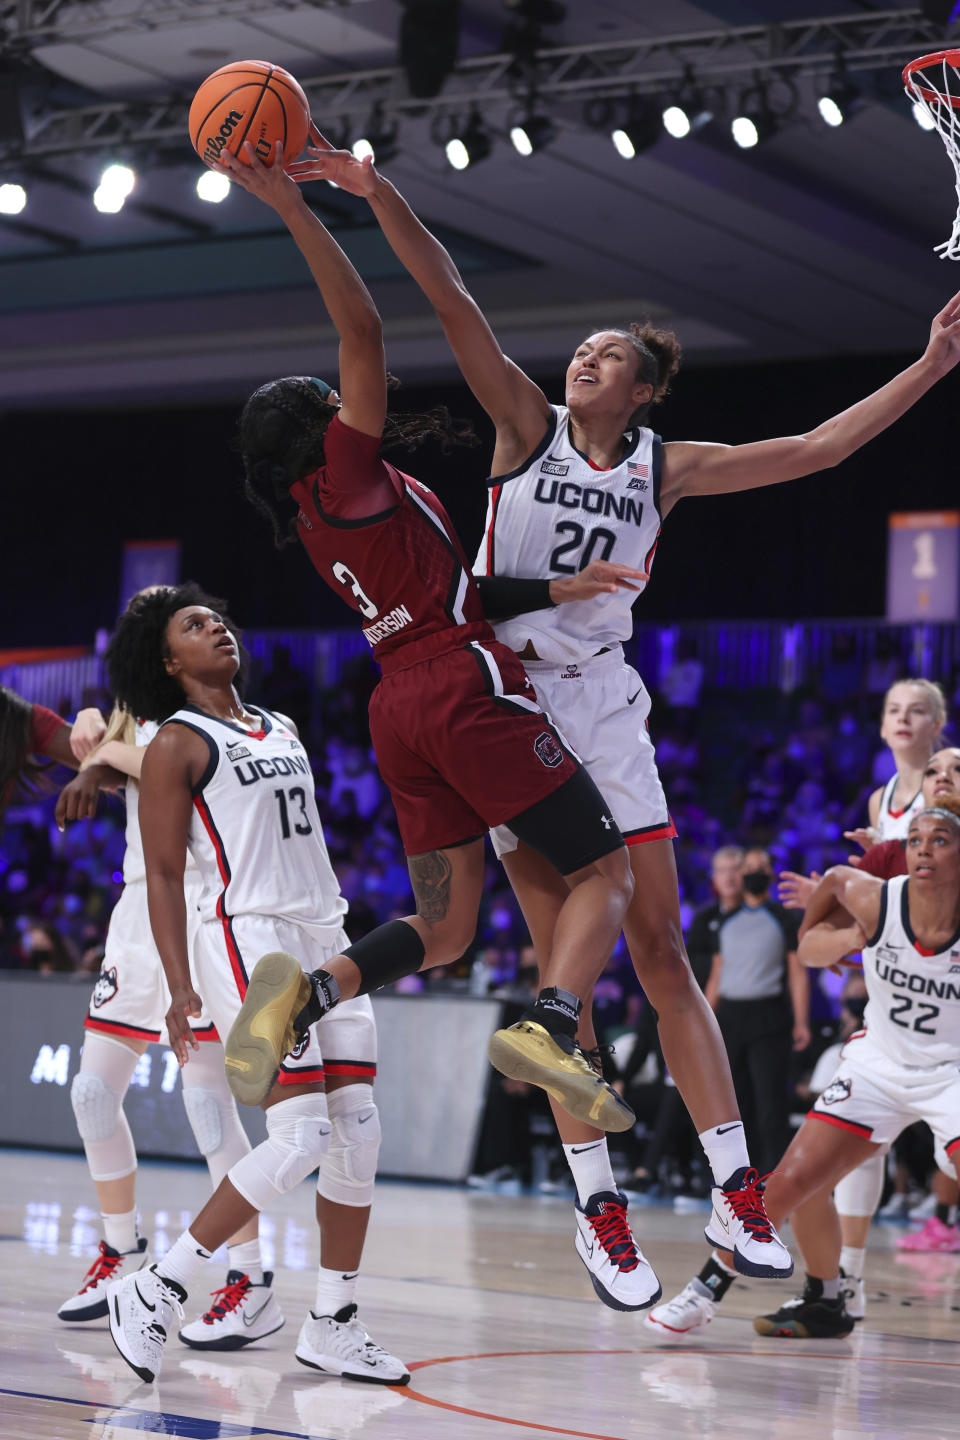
[936, 1202, 951, 1225]
[697, 1256, 736, 1301]
[294, 970, 340, 1031]
[525, 986, 581, 1039]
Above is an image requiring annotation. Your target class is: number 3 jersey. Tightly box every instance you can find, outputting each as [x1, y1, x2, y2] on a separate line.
[475, 405, 663, 664]
[164, 703, 348, 939]
[861, 875, 960, 1069]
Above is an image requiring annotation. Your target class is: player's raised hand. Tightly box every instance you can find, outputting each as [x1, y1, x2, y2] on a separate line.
[288, 124, 377, 196]
[217, 141, 300, 212]
[923, 287, 960, 375]
[165, 989, 203, 1066]
[778, 870, 819, 910]
[843, 827, 875, 853]
[550, 560, 648, 604]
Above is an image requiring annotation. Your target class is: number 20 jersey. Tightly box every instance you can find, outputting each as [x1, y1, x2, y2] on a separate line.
[475, 405, 663, 664]
[165, 703, 348, 939]
[861, 874, 960, 1069]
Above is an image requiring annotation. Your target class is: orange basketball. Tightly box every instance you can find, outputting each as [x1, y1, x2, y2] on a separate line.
[189, 60, 310, 168]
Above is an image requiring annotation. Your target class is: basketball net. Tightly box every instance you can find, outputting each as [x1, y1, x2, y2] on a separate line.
[903, 50, 960, 260]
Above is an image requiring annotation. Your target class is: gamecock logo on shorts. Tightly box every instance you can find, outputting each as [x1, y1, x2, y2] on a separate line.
[819, 1077, 852, 1107]
[288, 1034, 310, 1060]
[92, 966, 119, 1009]
[534, 731, 563, 768]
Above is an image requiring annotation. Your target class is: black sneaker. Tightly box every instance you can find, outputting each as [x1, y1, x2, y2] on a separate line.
[753, 1278, 854, 1338]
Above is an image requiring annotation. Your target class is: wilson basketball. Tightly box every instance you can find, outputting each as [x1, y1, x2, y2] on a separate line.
[189, 60, 310, 168]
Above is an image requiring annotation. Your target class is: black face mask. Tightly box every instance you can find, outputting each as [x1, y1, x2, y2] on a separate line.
[741, 870, 770, 896]
[845, 996, 868, 1020]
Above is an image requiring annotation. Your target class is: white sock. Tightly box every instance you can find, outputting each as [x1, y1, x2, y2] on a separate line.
[227, 1239, 263, 1285]
[563, 1139, 618, 1207]
[698, 1122, 750, 1187]
[315, 1264, 358, 1318]
[102, 1209, 138, 1254]
[820, 1274, 841, 1300]
[839, 1245, 866, 1279]
[155, 1229, 213, 1295]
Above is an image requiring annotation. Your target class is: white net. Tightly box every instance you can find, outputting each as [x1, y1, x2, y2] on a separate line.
[904, 50, 960, 259]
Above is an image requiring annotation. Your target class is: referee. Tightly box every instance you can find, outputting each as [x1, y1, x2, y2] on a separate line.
[705, 847, 810, 1175]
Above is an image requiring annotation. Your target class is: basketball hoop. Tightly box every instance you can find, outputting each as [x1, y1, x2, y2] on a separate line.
[903, 49, 960, 259]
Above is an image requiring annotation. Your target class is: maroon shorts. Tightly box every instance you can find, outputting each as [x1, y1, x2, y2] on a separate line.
[368, 638, 579, 855]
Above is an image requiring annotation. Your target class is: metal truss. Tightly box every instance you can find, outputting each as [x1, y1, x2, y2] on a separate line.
[0, 0, 362, 49]
[0, 6, 954, 163]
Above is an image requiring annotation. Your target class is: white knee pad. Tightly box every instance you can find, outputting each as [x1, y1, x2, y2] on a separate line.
[228, 1093, 330, 1211]
[835, 1151, 886, 1218]
[316, 1085, 381, 1209]
[72, 1032, 140, 1182]
[181, 1046, 252, 1189]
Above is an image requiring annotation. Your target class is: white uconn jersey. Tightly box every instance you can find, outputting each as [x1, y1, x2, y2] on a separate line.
[862, 875, 960, 1068]
[875, 774, 925, 840]
[165, 704, 347, 937]
[123, 719, 197, 885]
[476, 405, 662, 663]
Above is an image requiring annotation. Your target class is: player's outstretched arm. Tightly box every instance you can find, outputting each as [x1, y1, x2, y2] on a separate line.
[661, 288, 960, 508]
[798, 865, 882, 958]
[291, 132, 550, 466]
[218, 140, 386, 439]
[476, 560, 648, 620]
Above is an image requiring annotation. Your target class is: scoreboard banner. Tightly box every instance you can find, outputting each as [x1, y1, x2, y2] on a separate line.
[887, 511, 960, 622]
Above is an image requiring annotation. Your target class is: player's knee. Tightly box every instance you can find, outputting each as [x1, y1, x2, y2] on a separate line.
[71, 1071, 121, 1142]
[316, 1086, 381, 1208]
[182, 1086, 226, 1157]
[421, 915, 477, 967]
[227, 1093, 330, 1210]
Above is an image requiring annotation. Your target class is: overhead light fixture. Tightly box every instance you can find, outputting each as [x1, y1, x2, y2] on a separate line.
[94, 161, 135, 212]
[510, 113, 555, 156]
[731, 90, 776, 149]
[611, 98, 661, 159]
[0, 181, 26, 215]
[445, 112, 492, 170]
[661, 74, 714, 140]
[352, 105, 399, 166]
[912, 98, 938, 131]
[399, 0, 462, 99]
[196, 169, 230, 203]
[817, 76, 862, 128]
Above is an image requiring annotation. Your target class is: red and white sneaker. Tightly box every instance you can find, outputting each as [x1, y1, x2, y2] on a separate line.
[178, 1270, 285, 1350]
[58, 1237, 149, 1322]
[574, 1189, 661, 1311]
[704, 1168, 793, 1278]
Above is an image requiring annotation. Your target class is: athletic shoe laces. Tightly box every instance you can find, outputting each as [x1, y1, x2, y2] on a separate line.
[587, 1200, 640, 1272]
[201, 1272, 251, 1323]
[722, 1168, 775, 1243]
[78, 1241, 124, 1293]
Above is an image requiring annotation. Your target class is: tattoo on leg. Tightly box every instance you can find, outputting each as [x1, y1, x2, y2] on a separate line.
[408, 850, 452, 924]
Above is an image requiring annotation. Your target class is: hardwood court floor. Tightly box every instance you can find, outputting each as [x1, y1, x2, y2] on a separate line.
[2, 1150, 959, 1439]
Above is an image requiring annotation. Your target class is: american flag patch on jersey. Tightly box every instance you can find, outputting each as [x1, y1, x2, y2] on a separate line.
[627, 461, 648, 478]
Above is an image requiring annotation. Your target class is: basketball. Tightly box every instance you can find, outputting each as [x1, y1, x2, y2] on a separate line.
[188, 60, 310, 169]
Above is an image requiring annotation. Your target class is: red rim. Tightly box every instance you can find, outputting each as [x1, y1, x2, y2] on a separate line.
[903, 49, 960, 111]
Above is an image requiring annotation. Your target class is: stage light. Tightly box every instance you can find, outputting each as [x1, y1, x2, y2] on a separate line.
[445, 113, 492, 169]
[611, 99, 661, 158]
[352, 106, 399, 166]
[94, 162, 135, 212]
[912, 98, 937, 131]
[817, 78, 862, 128]
[662, 104, 691, 139]
[510, 113, 555, 156]
[662, 92, 713, 140]
[196, 169, 230, 203]
[731, 91, 776, 149]
[0, 182, 26, 214]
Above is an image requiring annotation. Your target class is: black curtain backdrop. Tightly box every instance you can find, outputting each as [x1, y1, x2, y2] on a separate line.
[2, 349, 954, 647]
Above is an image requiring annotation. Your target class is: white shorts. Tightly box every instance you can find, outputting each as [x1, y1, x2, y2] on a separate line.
[192, 914, 376, 1088]
[812, 1032, 960, 1165]
[85, 874, 218, 1048]
[491, 645, 675, 858]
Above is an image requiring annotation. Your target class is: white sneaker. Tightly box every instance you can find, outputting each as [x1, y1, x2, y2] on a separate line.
[58, 1237, 148, 1322]
[178, 1270, 285, 1350]
[878, 1191, 913, 1220]
[295, 1305, 410, 1385]
[645, 1279, 718, 1337]
[908, 1191, 938, 1222]
[704, 1167, 793, 1278]
[574, 1190, 661, 1311]
[106, 1263, 185, 1383]
[839, 1268, 865, 1321]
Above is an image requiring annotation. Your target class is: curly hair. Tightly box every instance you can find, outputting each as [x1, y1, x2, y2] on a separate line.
[584, 323, 683, 428]
[238, 374, 478, 548]
[105, 582, 247, 723]
[0, 685, 53, 810]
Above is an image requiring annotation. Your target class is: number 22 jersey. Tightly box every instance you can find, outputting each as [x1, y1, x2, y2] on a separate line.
[861, 874, 960, 1069]
[164, 703, 348, 938]
[475, 405, 662, 664]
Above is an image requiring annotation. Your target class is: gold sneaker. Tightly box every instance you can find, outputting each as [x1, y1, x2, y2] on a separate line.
[224, 952, 313, 1106]
[487, 1021, 635, 1132]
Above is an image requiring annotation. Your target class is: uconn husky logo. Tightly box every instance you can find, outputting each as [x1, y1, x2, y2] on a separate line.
[92, 966, 119, 1008]
[820, 1077, 852, 1107]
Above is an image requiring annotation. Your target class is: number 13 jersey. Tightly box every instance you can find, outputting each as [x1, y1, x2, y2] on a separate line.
[475, 405, 662, 664]
[165, 703, 348, 939]
[861, 874, 960, 1069]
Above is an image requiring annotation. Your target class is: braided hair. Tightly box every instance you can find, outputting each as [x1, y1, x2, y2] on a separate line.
[0, 685, 52, 811]
[238, 374, 477, 548]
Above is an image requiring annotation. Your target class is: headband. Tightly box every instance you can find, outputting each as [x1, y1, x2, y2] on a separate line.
[308, 377, 334, 401]
[913, 806, 960, 830]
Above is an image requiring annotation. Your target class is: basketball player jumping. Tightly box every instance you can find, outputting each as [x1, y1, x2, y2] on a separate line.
[102, 584, 407, 1386]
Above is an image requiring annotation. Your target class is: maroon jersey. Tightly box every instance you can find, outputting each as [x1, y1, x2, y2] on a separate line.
[291, 420, 491, 674]
[857, 839, 906, 880]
